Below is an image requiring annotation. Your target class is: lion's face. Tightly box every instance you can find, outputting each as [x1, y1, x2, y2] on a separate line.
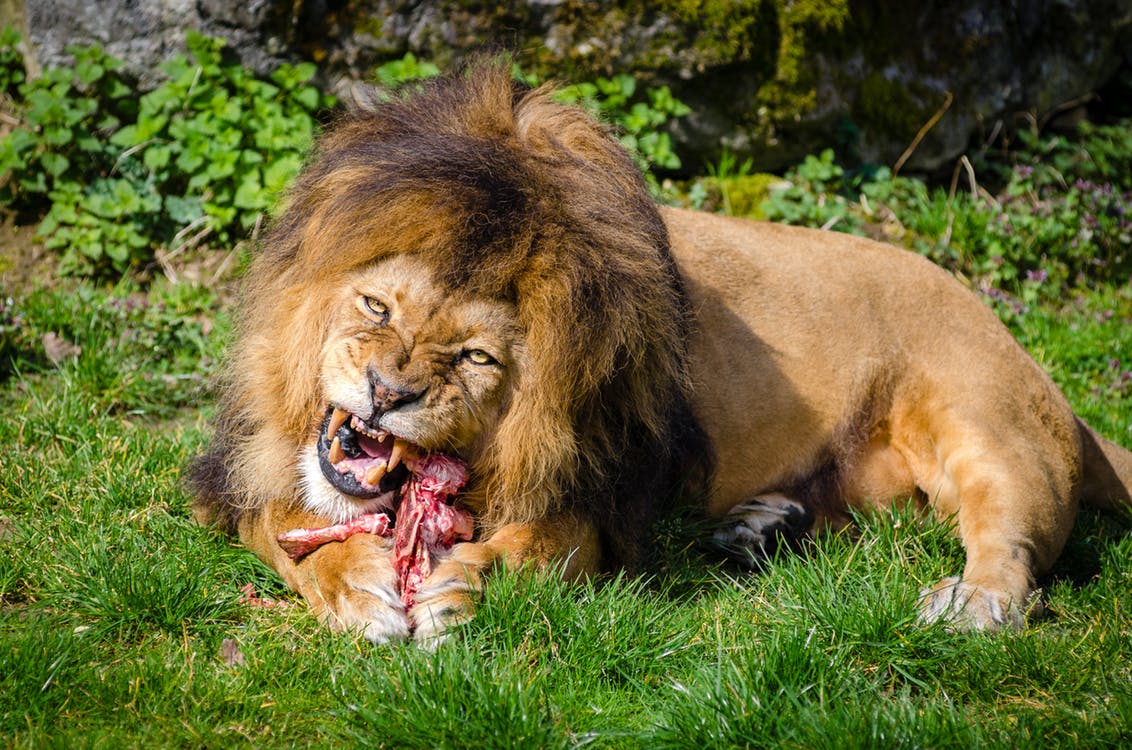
[298, 253, 522, 521]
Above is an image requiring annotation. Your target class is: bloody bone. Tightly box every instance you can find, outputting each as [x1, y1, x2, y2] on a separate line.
[277, 452, 473, 609]
[277, 512, 392, 559]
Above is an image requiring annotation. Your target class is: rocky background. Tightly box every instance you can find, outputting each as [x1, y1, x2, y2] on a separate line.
[6, 0, 1132, 174]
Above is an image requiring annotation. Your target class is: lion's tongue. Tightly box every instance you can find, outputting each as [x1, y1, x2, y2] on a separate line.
[332, 433, 413, 489]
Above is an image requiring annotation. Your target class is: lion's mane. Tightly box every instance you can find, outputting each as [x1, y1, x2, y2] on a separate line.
[190, 61, 707, 567]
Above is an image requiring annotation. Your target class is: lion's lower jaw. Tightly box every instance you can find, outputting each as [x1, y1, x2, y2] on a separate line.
[297, 445, 396, 523]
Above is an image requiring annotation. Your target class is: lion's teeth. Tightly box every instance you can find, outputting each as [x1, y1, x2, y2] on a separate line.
[365, 463, 387, 486]
[328, 407, 350, 438]
[388, 439, 407, 471]
[329, 436, 345, 465]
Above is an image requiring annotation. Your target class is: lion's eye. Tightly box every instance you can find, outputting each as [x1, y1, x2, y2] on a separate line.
[359, 296, 390, 324]
[464, 349, 496, 366]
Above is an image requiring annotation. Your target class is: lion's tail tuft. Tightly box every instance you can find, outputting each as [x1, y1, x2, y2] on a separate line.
[1078, 419, 1132, 513]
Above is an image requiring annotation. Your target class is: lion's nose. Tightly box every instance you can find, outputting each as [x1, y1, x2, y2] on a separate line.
[369, 374, 423, 413]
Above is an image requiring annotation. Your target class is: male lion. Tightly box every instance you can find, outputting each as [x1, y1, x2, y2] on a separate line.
[190, 62, 1132, 644]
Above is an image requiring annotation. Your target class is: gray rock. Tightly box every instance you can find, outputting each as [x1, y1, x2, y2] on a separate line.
[22, 0, 294, 87]
[11, 0, 1132, 173]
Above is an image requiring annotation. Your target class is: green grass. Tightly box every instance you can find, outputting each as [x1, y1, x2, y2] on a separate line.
[2, 271, 1130, 748]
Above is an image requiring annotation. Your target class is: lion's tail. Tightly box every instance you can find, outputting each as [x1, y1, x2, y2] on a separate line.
[1078, 419, 1132, 512]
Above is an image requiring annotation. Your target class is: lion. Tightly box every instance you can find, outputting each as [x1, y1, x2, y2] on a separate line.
[189, 61, 1132, 644]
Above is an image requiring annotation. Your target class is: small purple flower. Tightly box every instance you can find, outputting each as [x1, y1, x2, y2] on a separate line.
[1025, 269, 1048, 283]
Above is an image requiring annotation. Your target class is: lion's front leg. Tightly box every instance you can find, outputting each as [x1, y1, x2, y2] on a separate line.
[409, 513, 602, 646]
[238, 501, 411, 644]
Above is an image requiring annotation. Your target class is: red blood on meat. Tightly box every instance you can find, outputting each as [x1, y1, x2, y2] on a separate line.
[393, 454, 473, 608]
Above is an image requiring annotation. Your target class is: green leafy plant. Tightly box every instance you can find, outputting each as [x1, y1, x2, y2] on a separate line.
[373, 52, 440, 91]
[102, 32, 331, 271]
[0, 25, 25, 96]
[759, 122, 1132, 312]
[0, 42, 135, 211]
[0, 31, 333, 275]
[555, 73, 691, 184]
[992, 122, 1132, 193]
[684, 149, 784, 219]
[703, 148, 754, 215]
[761, 148, 865, 232]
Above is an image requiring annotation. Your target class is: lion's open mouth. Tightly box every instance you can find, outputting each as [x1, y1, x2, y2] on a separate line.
[316, 406, 415, 498]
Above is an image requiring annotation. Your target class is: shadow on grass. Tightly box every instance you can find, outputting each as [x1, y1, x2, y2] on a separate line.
[1045, 506, 1132, 590]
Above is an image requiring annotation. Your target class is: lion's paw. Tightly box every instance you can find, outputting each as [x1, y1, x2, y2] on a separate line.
[713, 493, 810, 569]
[408, 542, 490, 647]
[917, 576, 1042, 632]
[306, 535, 411, 644]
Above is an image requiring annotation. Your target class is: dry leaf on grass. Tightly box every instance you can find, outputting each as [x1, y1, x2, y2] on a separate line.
[220, 638, 246, 667]
[42, 332, 81, 364]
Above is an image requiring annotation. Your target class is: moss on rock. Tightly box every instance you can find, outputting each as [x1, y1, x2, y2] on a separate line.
[696, 173, 784, 219]
[854, 72, 933, 142]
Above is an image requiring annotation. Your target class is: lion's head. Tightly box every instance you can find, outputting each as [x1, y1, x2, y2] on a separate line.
[190, 60, 705, 567]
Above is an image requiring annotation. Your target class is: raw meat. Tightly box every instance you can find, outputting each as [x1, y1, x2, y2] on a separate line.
[391, 453, 474, 608]
[277, 513, 392, 559]
[277, 452, 473, 609]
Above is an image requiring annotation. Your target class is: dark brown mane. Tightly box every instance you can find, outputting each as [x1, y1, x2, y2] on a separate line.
[190, 58, 709, 569]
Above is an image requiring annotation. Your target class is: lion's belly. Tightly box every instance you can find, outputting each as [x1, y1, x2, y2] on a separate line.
[685, 320, 839, 515]
[667, 207, 972, 518]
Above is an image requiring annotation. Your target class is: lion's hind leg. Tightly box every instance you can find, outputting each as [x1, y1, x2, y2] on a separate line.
[713, 493, 813, 569]
[908, 415, 1079, 631]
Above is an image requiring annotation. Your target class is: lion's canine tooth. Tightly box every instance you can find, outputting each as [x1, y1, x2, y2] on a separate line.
[328, 407, 350, 438]
[365, 463, 387, 486]
[388, 439, 407, 471]
[329, 436, 345, 465]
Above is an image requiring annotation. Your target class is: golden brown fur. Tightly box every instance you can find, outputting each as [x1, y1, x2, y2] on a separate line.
[191, 61, 1132, 643]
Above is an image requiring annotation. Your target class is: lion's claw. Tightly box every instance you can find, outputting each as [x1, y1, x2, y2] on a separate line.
[917, 576, 1042, 631]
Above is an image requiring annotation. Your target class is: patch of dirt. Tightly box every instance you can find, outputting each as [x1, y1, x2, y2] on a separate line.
[0, 213, 57, 297]
[0, 208, 246, 304]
